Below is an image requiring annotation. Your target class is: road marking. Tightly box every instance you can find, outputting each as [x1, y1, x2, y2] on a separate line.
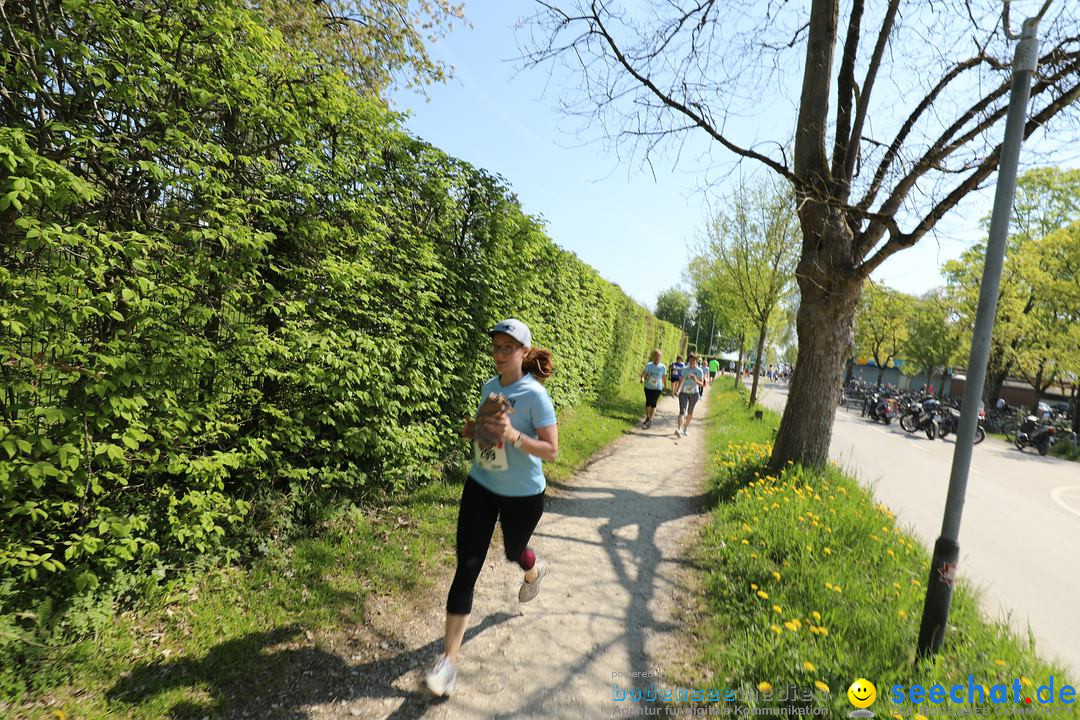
[1050, 486, 1080, 519]
[970, 468, 982, 475]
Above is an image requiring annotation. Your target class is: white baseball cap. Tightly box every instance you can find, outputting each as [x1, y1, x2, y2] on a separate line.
[488, 318, 532, 347]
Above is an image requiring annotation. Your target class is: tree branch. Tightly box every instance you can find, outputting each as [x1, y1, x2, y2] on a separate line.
[579, 1, 797, 184]
[857, 77, 1080, 278]
[830, 0, 864, 194]
[843, 0, 900, 186]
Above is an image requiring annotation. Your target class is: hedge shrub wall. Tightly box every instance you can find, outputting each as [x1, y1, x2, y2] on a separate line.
[0, 0, 682, 659]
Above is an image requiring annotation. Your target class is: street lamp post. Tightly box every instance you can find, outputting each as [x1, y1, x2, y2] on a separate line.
[916, 6, 1047, 659]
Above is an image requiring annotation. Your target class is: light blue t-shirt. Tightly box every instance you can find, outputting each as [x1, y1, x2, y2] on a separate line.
[679, 366, 706, 394]
[470, 373, 557, 497]
[642, 362, 666, 390]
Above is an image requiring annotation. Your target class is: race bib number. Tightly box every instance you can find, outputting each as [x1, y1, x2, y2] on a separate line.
[475, 440, 509, 471]
[646, 375, 661, 390]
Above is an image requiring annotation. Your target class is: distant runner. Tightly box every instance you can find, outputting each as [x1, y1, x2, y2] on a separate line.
[675, 354, 707, 437]
[639, 349, 667, 429]
[669, 355, 685, 398]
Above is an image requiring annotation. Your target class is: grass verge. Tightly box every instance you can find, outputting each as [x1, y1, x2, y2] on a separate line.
[4, 383, 645, 719]
[676, 387, 1077, 718]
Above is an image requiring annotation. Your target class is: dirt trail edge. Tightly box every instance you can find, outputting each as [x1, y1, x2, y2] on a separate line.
[310, 392, 711, 719]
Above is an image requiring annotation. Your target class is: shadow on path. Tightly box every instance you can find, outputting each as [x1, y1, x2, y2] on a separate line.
[107, 614, 514, 719]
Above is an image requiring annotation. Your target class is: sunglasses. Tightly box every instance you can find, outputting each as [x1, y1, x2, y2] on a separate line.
[491, 344, 522, 356]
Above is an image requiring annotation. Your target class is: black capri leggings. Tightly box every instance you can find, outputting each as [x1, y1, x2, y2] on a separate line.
[447, 476, 545, 615]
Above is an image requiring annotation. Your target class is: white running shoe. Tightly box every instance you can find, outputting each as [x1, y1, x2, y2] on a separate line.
[425, 654, 459, 697]
[681, 428, 689, 437]
[518, 560, 548, 602]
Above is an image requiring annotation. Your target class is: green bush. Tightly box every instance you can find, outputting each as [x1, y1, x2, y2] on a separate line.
[0, 0, 682, 691]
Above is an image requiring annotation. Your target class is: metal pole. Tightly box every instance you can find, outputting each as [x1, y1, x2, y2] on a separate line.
[694, 308, 701, 351]
[916, 14, 1042, 660]
[708, 312, 716, 354]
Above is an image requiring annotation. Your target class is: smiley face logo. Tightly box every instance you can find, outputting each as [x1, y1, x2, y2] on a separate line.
[847, 678, 877, 709]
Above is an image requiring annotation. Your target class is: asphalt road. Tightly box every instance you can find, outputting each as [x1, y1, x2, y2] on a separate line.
[753, 380, 1080, 679]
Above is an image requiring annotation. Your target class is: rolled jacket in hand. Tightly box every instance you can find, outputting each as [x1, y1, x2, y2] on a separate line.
[474, 392, 513, 450]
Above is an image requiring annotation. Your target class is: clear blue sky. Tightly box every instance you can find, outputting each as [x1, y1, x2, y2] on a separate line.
[391, 3, 1063, 310]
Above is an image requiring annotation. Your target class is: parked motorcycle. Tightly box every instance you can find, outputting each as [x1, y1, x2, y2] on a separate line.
[862, 390, 899, 425]
[899, 397, 942, 440]
[937, 406, 986, 445]
[1014, 415, 1056, 456]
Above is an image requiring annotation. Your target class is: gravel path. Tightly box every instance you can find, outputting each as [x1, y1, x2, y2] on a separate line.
[306, 391, 711, 719]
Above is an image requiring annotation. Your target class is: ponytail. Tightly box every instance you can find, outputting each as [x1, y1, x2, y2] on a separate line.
[523, 347, 554, 383]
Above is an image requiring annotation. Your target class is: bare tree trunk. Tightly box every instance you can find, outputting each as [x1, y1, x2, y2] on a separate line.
[983, 344, 1015, 406]
[1031, 367, 1045, 415]
[876, 365, 885, 386]
[749, 323, 767, 406]
[770, 213, 862, 470]
[734, 334, 746, 390]
[939, 369, 948, 399]
[1071, 384, 1078, 435]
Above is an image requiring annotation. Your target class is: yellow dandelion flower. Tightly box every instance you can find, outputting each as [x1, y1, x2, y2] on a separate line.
[803, 661, 816, 672]
[915, 715, 929, 720]
[751, 583, 758, 590]
[758, 681, 773, 693]
[770, 624, 783, 634]
[825, 582, 834, 590]
[1021, 677, 1033, 688]
[784, 620, 799, 632]
[994, 659, 1006, 666]
[887, 549, 895, 557]
[898, 610, 908, 619]
[815, 681, 830, 693]
[772, 571, 781, 581]
[757, 590, 769, 599]
[833, 585, 842, 593]
[741, 539, 750, 545]
[811, 611, 822, 623]
[773, 604, 782, 614]
[893, 583, 902, 590]
[823, 547, 832, 555]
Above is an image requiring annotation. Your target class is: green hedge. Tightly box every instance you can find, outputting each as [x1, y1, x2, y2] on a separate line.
[0, 0, 682, 666]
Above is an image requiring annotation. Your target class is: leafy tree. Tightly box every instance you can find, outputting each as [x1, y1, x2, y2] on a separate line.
[702, 180, 799, 406]
[902, 291, 963, 398]
[655, 287, 691, 330]
[854, 283, 911, 386]
[253, 0, 465, 95]
[522, 1, 1080, 468]
[1012, 223, 1080, 412]
[945, 167, 1080, 405]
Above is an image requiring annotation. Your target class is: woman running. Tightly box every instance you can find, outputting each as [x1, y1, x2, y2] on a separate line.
[639, 349, 667, 429]
[675, 353, 706, 437]
[425, 318, 558, 697]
